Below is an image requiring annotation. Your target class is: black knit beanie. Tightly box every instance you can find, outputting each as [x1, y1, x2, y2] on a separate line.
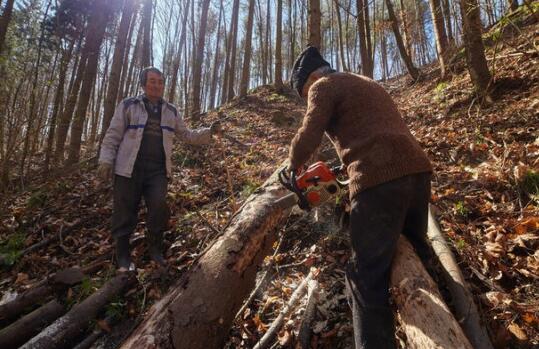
[290, 46, 331, 95]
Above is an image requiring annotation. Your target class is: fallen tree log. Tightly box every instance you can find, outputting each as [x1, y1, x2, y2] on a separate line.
[120, 166, 292, 349]
[427, 206, 493, 349]
[391, 236, 473, 349]
[20, 272, 135, 349]
[0, 267, 84, 325]
[0, 299, 65, 348]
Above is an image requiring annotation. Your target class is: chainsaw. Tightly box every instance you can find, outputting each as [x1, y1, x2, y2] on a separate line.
[275, 161, 349, 210]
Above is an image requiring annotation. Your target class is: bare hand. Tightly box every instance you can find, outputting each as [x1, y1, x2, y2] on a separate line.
[97, 163, 113, 183]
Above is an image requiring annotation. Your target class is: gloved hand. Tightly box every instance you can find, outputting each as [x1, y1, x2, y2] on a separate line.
[210, 121, 222, 136]
[97, 162, 113, 182]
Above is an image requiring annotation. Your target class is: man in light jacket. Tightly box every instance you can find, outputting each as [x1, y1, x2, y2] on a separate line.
[98, 67, 221, 271]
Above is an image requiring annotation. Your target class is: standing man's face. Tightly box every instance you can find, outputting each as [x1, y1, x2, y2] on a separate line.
[143, 71, 165, 101]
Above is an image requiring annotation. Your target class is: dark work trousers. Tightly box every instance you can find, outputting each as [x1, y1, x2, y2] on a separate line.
[346, 172, 432, 349]
[111, 161, 169, 239]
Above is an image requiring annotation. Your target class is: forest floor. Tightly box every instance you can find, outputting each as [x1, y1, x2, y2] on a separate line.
[0, 7, 538, 349]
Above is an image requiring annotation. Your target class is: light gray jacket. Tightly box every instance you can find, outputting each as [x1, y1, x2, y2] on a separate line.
[99, 95, 211, 178]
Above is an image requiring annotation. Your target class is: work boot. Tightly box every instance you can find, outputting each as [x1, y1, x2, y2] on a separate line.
[147, 231, 167, 266]
[115, 235, 133, 271]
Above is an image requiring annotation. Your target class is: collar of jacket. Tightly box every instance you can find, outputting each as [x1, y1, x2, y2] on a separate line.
[137, 94, 165, 105]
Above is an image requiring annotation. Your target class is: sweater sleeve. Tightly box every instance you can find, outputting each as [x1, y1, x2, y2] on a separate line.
[288, 78, 335, 169]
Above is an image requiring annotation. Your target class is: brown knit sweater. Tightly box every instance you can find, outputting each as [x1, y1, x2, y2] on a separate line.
[288, 72, 432, 198]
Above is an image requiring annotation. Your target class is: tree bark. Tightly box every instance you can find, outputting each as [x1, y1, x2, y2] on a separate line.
[390, 236, 473, 349]
[101, 0, 136, 142]
[275, 0, 284, 89]
[167, 1, 190, 105]
[428, 0, 449, 77]
[240, 0, 256, 97]
[120, 167, 292, 349]
[208, 2, 224, 108]
[385, 0, 420, 80]
[334, 0, 348, 71]
[225, 0, 241, 102]
[356, 0, 374, 77]
[0, 0, 14, 55]
[67, 0, 110, 165]
[308, 0, 322, 49]
[44, 40, 74, 173]
[459, 0, 492, 96]
[0, 300, 65, 349]
[190, 0, 211, 119]
[20, 272, 135, 349]
[140, 0, 152, 67]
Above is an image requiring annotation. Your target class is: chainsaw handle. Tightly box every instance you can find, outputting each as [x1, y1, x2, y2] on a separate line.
[278, 167, 311, 211]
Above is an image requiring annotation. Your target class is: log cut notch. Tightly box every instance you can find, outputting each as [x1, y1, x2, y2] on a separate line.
[121, 168, 291, 349]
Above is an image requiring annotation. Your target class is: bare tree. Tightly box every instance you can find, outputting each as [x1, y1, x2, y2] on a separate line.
[101, 0, 136, 143]
[240, 0, 256, 97]
[0, 0, 15, 55]
[308, 0, 322, 49]
[275, 0, 284, 89]
[190, 0, 211, 119]
[386, 0, 420, 80]
[67, 0, 112, 165]
[459, 0, 492, 97]
[428, 0, 449, 77]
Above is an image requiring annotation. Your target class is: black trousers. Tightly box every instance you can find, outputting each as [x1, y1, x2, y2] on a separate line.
[346, 172, 432, 349]
[111, 162, 169, 239]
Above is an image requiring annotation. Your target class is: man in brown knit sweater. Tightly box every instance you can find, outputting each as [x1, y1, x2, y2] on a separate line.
[288, 47, 433, 349]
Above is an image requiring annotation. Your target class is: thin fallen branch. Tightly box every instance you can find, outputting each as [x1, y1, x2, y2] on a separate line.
[20, 272, 135, 349]
[0, 299, 66, 348]
[252, 268, 317, 349]
[427, 206, 494, 349]
[297, 279, 320, 349]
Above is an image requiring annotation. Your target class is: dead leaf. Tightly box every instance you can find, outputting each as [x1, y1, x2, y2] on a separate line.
[507, 322, 528, 341]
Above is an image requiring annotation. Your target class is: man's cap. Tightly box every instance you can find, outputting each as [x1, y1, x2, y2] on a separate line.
[290, 46, 331, 95]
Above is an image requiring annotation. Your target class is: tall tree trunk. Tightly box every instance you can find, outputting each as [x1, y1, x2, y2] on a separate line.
[20, 0, 52, 179]
[225, 0, 241, 102]
[209, 2, 224, 109]
[308, 0, 321, 49]
[167, 1, 190, 103]
[442, 0, 454, 45]
[239, 0, 256, 97]
[66, 0, 111, 165]
[101, 0, 135, 143]
[140, 0, 152, 67]
[386, 0, 420, 80]
[118, 4, 138, 103]
[459, 0, 492, 96]
[428, 0, 449, 77]
[54, 54, 88, 165]
[334, 0, 348, 71]
[0, 0, 14, 55]
[44, 40, 74, 173]
[356, 0, 374, 77]
[189, 0, 211, 119]
[256, 0, 267, 85]
[275, 0, 284, 89]
[399, 0, 414, 61]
